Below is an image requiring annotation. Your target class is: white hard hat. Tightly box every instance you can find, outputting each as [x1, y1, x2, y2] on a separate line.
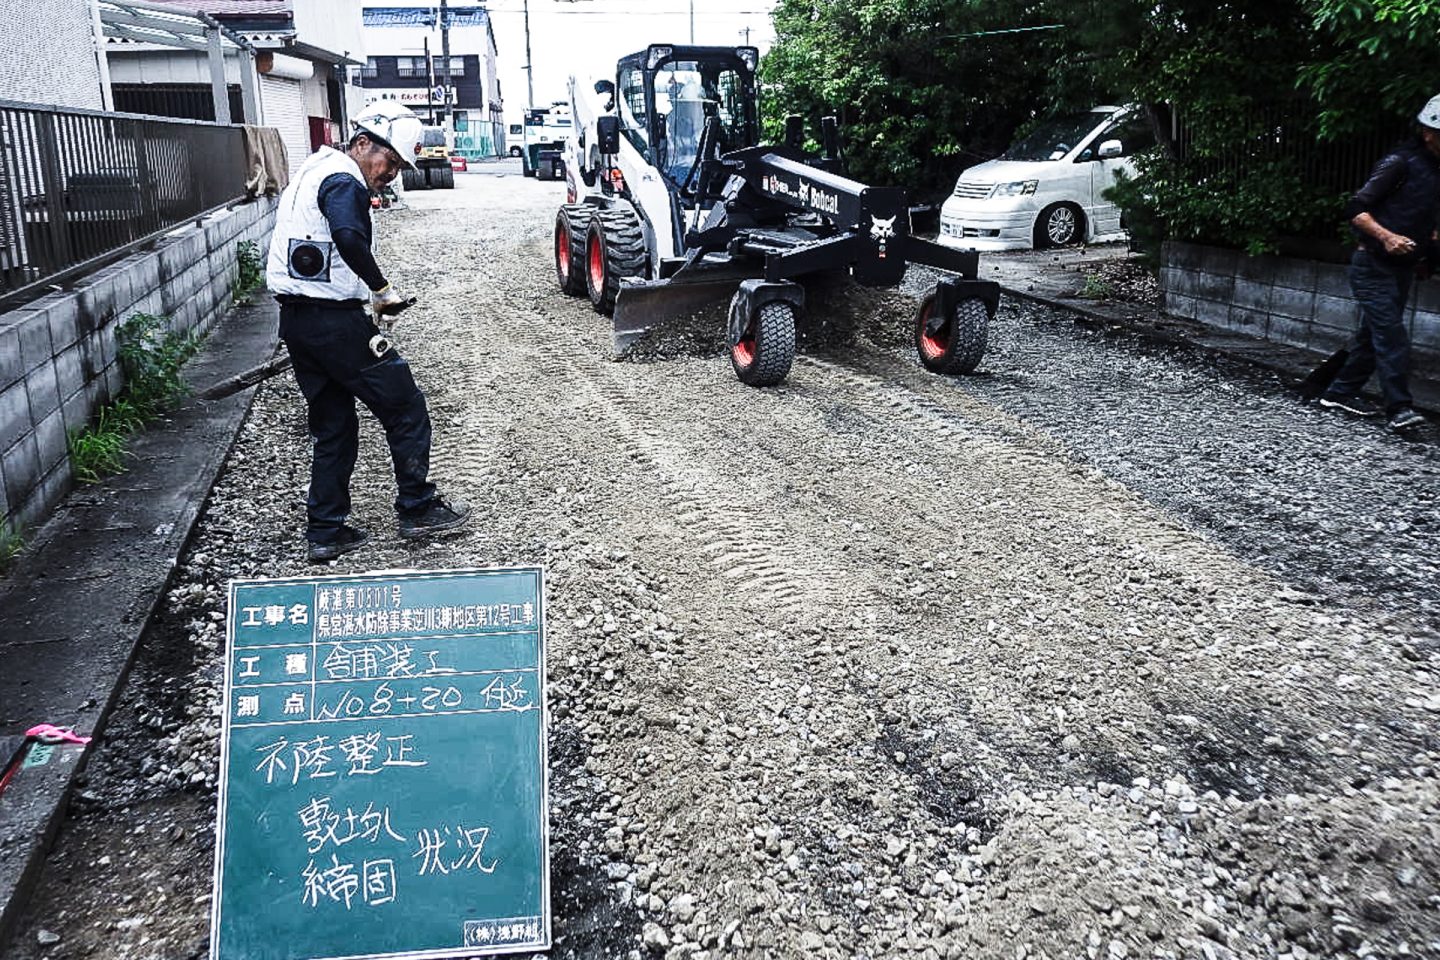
[1418, 94, 1440, 130]
[353, 101, 424, 170]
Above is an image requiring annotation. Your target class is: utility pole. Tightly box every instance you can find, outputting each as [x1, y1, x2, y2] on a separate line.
[742, 26, 751, 45]
[523, 0, 534, 109]
[689, 0, 695, 43]
[424, 34, 437, 124]
[439, 0, 452, 128]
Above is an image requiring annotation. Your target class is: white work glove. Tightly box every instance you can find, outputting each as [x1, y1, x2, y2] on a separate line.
[370, 283, 407, 322]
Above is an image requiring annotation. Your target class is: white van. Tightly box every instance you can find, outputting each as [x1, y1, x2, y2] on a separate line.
[938, 105, 1154, 250]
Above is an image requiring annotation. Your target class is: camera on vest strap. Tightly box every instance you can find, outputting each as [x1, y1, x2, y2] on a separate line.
[288, 238, 334, 282]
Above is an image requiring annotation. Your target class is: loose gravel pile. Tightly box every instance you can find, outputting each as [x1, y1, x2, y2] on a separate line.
[10, 175, 1439, 960]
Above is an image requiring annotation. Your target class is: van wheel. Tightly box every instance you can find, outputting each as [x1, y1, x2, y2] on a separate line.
[1035, 202, 1083, 248]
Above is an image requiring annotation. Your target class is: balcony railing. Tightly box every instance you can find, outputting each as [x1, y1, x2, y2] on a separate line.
[0, 99, 248, 309]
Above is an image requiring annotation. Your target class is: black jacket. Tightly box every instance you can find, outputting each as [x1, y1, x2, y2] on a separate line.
[1346, 138, 1440, 266]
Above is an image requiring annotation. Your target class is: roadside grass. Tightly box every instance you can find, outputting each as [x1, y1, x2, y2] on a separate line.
[0, 523, 22, 575]
[1079, 273, 1113, 300]
[232, 240, 265, 305]
[67, 313, 202, 485]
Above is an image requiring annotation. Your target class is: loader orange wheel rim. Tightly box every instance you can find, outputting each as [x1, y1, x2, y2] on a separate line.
[589, 238, 605, 293]
[556, 224, 570, 277]
[919, 302, 948, 360]
[733, 322, 757, 368]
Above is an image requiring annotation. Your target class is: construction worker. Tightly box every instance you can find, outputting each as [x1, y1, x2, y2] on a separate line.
[266, 101, 470, 563]
[1317, 93, 1440, 432]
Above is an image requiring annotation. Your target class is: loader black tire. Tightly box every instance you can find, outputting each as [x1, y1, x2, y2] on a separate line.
[731, 300, 796, 387]
[915, 294, 987, 375]
[401, 167, 425, 191]
[585, 208, 647, 315]
[554, 204, 593, 296]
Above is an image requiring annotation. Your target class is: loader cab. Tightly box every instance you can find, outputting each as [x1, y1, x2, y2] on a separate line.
[614, 44, 759, 201]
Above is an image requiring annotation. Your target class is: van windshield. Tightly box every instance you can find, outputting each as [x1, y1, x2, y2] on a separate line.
[1000, 112, 1109, 162]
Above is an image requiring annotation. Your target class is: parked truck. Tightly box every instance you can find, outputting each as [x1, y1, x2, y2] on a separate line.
[523, 103, 571, 181]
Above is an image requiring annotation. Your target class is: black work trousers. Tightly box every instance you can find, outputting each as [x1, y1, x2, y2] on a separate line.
[279, 300, 436, 544]
[1326, 248, 1415, 414]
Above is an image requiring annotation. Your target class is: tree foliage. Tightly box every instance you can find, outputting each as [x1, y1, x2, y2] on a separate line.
[1301, 0, 1440, 136]
[761, 0, 1440, 252]
[761, 0, 1100, 200]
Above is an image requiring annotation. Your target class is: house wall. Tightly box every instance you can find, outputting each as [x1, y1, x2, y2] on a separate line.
[0, 198, 278, 537]
[107, 49, 245, 86]
[1161, 241, 1440, 409]
[362, 55, 485, 110]
[0, 0, 104, 109]
[293, 0, 366, 67]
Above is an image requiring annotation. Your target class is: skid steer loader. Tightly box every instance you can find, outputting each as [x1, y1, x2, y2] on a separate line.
[553, 44, 999, 387]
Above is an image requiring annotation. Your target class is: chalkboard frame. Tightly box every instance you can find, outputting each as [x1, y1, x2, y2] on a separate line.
[210, 565, 550, 960]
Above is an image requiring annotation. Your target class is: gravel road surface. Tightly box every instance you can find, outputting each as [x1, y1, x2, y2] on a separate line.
[9, 173, 1439, 960]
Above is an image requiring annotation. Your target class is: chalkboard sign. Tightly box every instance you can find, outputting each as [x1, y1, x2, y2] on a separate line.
[211, 567, 549, 960]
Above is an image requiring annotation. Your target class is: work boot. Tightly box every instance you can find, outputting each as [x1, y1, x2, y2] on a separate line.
[307, 525, 370, 563]
[1318, 393, 1381, 417]
[1387, 407, 1425, 432]
[398, 497, 472, 540]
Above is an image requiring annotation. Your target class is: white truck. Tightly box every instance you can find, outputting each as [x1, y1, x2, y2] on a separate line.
[522, 102, 572, 180]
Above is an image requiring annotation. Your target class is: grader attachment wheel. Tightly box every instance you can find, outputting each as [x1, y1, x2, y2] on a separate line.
[731, 300, 796, 387]
[554, 205, 593, 296]
[916, 292, 988, 375]
[585, 208, 647, 315]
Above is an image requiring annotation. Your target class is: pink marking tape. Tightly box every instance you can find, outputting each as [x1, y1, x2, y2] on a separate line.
[24, 724, 92, 745]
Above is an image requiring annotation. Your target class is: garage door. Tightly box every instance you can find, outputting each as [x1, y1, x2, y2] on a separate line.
[260, 75, 309, 178]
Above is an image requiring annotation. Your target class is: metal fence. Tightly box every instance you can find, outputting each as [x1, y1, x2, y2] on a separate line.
[1172, 101, 1411, 196]
[111, 83, 247, 125]
[0, 99, 248, 308]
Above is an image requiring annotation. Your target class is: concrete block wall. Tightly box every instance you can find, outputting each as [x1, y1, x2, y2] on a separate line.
[0, 198, 278, 538]
[1161, 241, 1440, 409]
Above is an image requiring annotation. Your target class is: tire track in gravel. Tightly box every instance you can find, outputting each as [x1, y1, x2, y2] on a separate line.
[573, 300, 1435, 801]
[375, 203, 1021, 948]
[369, 180, 1440, 959]
[392, 204, 846, 619]
[786, 346, 1438, 793]
[396, 185, 1433, 801]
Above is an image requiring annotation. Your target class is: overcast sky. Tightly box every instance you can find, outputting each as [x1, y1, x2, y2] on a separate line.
[481, 0, 779, 117]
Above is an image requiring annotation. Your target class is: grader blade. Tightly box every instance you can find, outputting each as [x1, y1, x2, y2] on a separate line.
[610, 256, 756, 354]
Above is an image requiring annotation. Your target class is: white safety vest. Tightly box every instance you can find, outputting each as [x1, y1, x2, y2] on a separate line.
[266, 147, 372, 301]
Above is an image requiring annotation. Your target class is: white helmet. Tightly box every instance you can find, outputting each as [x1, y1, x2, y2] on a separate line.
[1418, 94, 1440, 130]
[352, 101, 424, 170]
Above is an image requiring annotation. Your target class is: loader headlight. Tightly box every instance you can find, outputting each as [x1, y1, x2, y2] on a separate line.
[647, 46, 674, 70]
[993, 179, 1038, 197]
[737, 47, 759, 72]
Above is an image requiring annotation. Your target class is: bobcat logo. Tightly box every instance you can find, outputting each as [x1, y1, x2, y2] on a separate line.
[870, 215, 897, 243]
